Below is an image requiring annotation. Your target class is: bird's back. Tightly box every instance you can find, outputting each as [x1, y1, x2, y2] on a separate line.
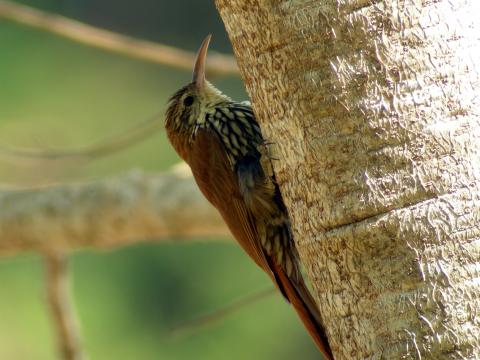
[186, 113, 333, 359]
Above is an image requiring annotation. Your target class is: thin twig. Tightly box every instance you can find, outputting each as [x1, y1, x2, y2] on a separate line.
[0, 0, 238, 76]
[171, 287, 276, 336]
[0, 112, 164, 163]
[44, 251, 85, 360]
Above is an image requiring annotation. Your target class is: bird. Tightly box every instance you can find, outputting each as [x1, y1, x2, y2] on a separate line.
[165, 35, 333, 359]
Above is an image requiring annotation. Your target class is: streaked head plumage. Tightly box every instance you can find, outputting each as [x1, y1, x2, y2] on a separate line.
[165, 35, 229, 137]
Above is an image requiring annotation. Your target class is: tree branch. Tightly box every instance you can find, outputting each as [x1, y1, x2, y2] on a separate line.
[0, 112, 164, 164]
[0, 168, 229, 257]
[0, 0, 238, 76]
[44, 251, 84, 360]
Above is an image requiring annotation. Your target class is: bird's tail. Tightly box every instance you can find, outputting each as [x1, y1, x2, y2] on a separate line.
[272, 261, 334, 360]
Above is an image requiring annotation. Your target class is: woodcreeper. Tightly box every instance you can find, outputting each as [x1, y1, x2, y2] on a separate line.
[165, 35, 332, 359]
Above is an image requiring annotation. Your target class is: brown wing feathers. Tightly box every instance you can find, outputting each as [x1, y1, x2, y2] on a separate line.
[189, 129, 333, 359]
[189, 129, 273, 275]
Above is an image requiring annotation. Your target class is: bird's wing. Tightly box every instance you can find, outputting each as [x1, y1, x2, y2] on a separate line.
[188, 128, 273, 277]
[188, 128, 333, 359]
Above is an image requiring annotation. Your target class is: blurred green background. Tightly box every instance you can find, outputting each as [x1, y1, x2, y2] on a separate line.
[0, 1, 319, 359]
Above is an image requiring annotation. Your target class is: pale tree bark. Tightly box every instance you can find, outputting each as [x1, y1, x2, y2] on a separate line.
[0, 168, 228, 257]
[215, 1, 480, 359]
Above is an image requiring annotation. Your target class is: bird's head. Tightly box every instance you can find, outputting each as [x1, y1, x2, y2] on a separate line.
[165, 35, 230, 148]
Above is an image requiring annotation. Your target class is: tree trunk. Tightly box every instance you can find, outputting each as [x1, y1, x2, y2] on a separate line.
[215, 1, 480, 359]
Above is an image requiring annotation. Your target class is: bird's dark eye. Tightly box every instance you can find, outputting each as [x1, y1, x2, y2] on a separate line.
[183, 96, 194, 106]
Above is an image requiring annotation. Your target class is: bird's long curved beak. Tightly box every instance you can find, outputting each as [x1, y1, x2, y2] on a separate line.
[192, 34, 212, 88]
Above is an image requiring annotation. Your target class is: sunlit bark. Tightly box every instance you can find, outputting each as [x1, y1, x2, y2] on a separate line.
[0, 169, 228, 256]
[215, 1, 480, 358]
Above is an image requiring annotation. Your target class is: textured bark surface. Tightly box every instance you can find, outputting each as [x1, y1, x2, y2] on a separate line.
[215, 1, 480, 359]
[0, 168, 228, 256]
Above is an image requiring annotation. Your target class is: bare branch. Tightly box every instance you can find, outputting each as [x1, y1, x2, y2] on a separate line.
[0, 0, 238, 76]
[0, 168, 229, 257]
[0, 112, 164, 164]
[44, 251, 85, 360]
[171, 286, 276, 336]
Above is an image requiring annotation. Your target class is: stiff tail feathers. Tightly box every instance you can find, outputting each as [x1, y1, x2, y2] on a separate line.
[272, 262, 334, 360]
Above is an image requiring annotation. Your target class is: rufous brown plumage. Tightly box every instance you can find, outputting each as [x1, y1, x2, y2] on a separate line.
[165, 35, 333, 359]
